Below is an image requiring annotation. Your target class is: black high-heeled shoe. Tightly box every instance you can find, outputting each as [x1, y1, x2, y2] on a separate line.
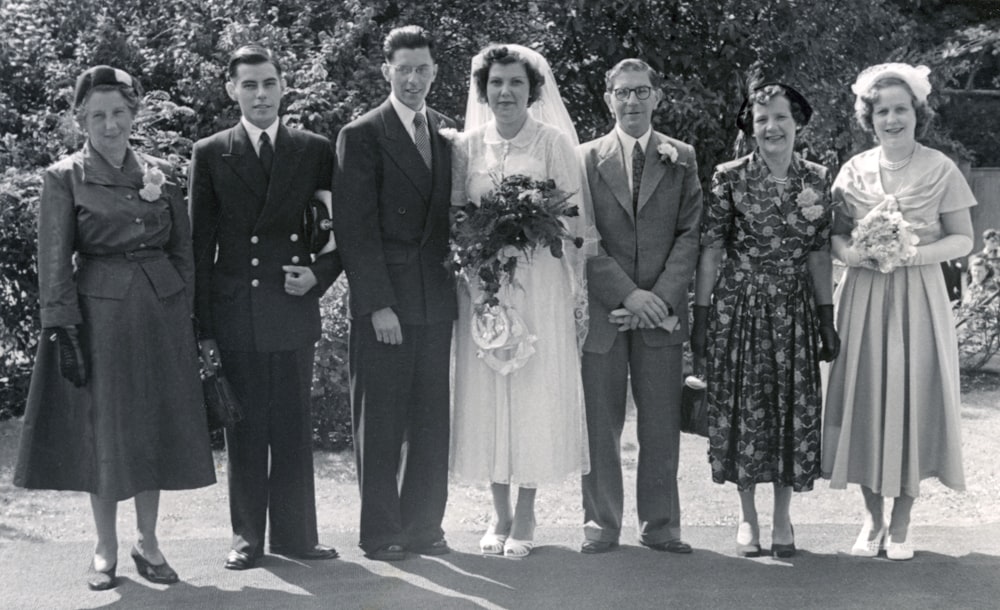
[86, 560, 117, 591]
[131, 547, 179, 584]
[771, 525, 796, 558]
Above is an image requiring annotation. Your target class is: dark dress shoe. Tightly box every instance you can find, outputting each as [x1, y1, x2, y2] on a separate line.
[410, 539, 450, 556]
[131, 548, 179, 584]
[86, 561, 117, 591]
[642, 539, 693, 554]
[271, 544, 340, 560]
[224, 549, 257, 570]
[736, 542, 762, 558]
[581, 540, 620, 554]
[771, 525, 796, 558]
[365, 544, 407, 562]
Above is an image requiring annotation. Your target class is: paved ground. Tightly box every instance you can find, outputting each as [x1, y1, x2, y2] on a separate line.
[2, 523, 999, 609]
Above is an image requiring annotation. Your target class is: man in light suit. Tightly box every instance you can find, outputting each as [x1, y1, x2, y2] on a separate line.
[331, 25, 457, 561]
[577, 58, 702, 554]
[189, 44, 342, 570]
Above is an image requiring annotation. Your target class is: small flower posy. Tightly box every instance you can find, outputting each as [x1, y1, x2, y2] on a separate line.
[656, 142, 679, 164]
[139, 164, 166, 202]
[438, 127, 459, 141]
[851, 195, 920, 273]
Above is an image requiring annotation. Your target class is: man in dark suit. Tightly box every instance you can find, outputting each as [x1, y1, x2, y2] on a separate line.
[189, 44, 342, 570]
[577, 59, 702, 555]
[332, 25, 457, 561]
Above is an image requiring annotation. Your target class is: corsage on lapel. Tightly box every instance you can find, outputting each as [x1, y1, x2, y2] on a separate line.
[796, 185, 825, 221]
[438, 127, 459, 142]
[139, 163, 167, 202]
[656, 141, 680, 165]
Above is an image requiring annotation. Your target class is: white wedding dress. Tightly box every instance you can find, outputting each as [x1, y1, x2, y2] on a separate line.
[450, 116, 590, 486]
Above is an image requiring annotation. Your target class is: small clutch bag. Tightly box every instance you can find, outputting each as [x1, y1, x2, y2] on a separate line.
[303, 189, 336, 256]
[680, 375, 708, 437]
[204, 368, 243, 431]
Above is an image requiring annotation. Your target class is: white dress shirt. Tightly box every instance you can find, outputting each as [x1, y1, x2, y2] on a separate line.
[614, 125, 652, 194]
[389, 93, 428, 144]
[241, 117, 280, 157]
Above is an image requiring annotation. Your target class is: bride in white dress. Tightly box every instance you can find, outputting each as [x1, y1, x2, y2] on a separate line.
[450, 44, 595, 557]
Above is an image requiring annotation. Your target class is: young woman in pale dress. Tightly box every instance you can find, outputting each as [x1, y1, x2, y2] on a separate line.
[450, 44, 593, 557]
[823, 63, 976, 561]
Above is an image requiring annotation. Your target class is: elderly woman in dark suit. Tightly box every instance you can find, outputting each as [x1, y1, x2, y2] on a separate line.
[14, 66, 215, 590]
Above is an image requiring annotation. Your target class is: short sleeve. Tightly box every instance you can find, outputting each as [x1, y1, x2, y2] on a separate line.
[938, 161, 978, 214]
[830, 167, 857, 237]
[701, 168, 734, 248]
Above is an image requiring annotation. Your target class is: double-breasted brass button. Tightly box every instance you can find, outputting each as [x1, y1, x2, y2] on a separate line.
[291, 256, 300, 264]
[250, 236, 259, 244]
[134, 217, 142, 224]
[290, 233, 299, 242]
[251, 279, 260, 287]
[397, 207, 406, 215]
[251, 258, 259, 266]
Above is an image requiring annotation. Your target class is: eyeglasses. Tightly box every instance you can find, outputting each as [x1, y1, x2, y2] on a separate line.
[611, 86, 653, 101]
[387, 64, 434, 77]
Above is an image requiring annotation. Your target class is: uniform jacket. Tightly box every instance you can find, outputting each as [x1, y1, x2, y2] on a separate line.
[332, 98, 458, 325]
[38, 143, 190, 329]
[189, 123, 341, 352]
[579, 130, 703, 353]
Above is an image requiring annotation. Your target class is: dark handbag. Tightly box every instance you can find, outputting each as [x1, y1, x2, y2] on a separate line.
[204, 369, 243, 430]
[303, 190, 335, 255]
[680, 382, 709, 437]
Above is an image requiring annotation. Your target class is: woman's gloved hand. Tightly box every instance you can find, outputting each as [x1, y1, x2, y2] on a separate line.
[816, 304, 840, 362]
[49, 325, 87, 387]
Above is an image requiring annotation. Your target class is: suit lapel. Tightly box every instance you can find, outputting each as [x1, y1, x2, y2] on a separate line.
[255, 124, 305, 230]
[595, 132, 633, 219]
[637, 133, 669, 213]
[222, 125, 269, 200]
[379, 101, 433, 201]
[419, 109, 453, 246]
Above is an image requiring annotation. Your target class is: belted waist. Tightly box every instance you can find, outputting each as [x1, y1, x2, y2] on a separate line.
[730, 257, 805, 276]
[79, 247, 166, 261]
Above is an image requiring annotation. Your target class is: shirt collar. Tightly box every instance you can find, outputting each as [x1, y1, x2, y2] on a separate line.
[389, 92, 426, 127]
[483, 116, 541, 148]
[240, 117, 279, 150]
[615, 125, 652, 153]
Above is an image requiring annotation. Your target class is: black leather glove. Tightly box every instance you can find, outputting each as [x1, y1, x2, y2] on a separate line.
[690, 304, 710, 361]
[49, 326, 87, 387]
[816, 304, 840, 362]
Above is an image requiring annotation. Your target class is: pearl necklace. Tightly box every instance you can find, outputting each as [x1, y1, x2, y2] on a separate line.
[770, 175, 788, 184]
[879, 151, 913, 171]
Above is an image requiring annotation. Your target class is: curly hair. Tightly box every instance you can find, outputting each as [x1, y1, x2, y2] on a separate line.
[75, 83, 142, 125]
[383, 25, 435, 62]
[854, 76, 935, 138]
[473, 45, 545, 106]
[737, 84, 811, 135]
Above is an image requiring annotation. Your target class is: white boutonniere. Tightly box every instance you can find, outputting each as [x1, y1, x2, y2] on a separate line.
[439, 127, 459, 141]
[656, 142, 679, 164]
[796, 186, 824, 221]
[139, 164, 166, 202]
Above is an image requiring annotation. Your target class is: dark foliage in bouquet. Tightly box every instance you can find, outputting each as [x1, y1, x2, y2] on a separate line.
[446, 174, 583, 313]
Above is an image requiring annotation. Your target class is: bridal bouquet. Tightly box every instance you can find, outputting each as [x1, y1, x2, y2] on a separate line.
[447, 174, 583, 374]
[851, 196, 919, 273]
[447, 173, 583, 312]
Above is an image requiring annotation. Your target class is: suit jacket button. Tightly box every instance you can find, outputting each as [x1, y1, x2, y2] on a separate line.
[290, 233, 299, 242]
[126, 194, 134, 200]
[251, 279, 260, 287]
[397, 207, 406, 214]
[251, 258, 259, 266]
[134, 217, 142, 224]
[250, 236, 259, 244]
[291, 256, 300, 264]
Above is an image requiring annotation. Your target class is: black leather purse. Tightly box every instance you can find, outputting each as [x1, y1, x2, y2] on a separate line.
[303, 190, 336, 255]
[204, 367, 243, 431]
[680, 377, 709, 437]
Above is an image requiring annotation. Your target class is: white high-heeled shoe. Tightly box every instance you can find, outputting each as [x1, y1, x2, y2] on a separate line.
[885, 534, 914, 561]
[850, 524, 887, 557]
[479, 532, 508, 555]
[503, 537, 534, 558]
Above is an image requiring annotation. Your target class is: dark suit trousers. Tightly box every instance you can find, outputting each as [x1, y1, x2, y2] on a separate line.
[581, 332, 683, 544]
[222, 347, 318, 556]
[350, 317, 452, 553]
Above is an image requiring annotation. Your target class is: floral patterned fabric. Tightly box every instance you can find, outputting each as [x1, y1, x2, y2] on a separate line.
[701, 152, 831, 491]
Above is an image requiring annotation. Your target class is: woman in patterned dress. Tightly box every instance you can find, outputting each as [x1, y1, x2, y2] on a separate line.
[691, 82, 839, 558]
[823, 64, 975, 561]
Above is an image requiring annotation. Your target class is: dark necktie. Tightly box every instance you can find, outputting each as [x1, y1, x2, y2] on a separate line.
[259, 132, 274, 178]
[413, 113, 432, 170]
[631, 141, 644, 213]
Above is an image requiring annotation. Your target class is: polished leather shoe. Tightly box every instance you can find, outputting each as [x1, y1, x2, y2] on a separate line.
[365, 543, 407, 562]
[580, 540, 620, 554]
[270, 544, 339, 560]
[86, 561, 117, 591]
[642, 539, 693, 554]
[131, 547, 179, 584]
[224, 549, 258, 570]
[410, 539, 450, 556]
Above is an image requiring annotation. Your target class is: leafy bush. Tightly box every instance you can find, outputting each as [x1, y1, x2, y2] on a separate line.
[311, 278, 352, 450]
